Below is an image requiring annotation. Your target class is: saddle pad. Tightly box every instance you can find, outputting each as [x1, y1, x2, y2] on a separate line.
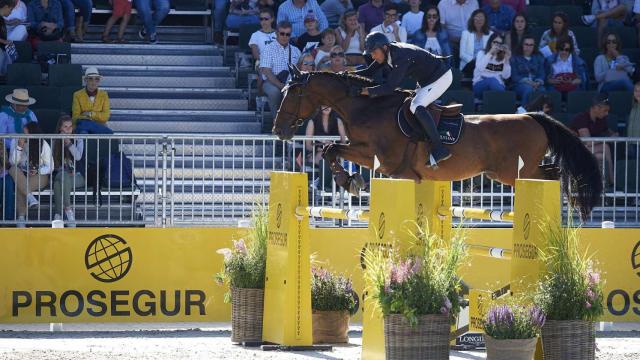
[397, 107, 464, 145]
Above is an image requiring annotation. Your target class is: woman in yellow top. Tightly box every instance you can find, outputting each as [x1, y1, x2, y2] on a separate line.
[72, 67, 113, 134]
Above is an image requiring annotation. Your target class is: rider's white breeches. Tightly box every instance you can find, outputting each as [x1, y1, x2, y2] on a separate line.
[410, 69, 453, 113]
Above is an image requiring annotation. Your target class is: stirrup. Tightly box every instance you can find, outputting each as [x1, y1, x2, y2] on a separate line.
[427, 152, 452, 169]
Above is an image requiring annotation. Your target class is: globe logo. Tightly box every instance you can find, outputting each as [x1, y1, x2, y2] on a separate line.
[85, 234, 133, 283]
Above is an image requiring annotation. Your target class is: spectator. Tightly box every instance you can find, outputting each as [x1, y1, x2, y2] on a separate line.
[481, 0, 524, 14]
[627, 81, 640, 137]
[0, 89, 38, 143]
[213, 0, 228, 43]
[0, 138, 13, 221]
[60, 0, 92, 42]
[101, 0, 132, 43]
[335, 9, 366, 65]
[472, 32, 511, 99]
[27, 0, 64, 42]
[594, 31, 635, 93]
[539, 12, 579, 57]
[358, 0, 384, 33]
[135, 0, 170, 44]
[516, 93, 554, 114]
[546, 37, 587, 93]
[0, 0, 14, 76]
[226, 0, 261, 30]
[304, 105, 346, 186]
[296, 13, 322, 52]
[482, 0, 514, 34]
[402, 0, 423, 42]
[411, 6, 452, 61]
[438, 0, 478, 49]
[320, 45, 350, 72]
[505, 14, 527, 51]
[459, 9, 491, 75]
[249, 8, 276, 61]
[277, 0, 328, 38]
[569, 94, 616, 185]
[313, 28, 336, 66]
[297, 53, 316, 71]
[52, 114, 83, 226]
[9, 122, 52, 228]
[257, 0, 276, 14]
[510, 35, 545, 104]
[321, 0, 353, 28]
[72, 68, 113, 135]
[260, 21, 302, 119]
[369, 4, 407, 43]
[582, 0, 629, 46]
[4, 0, 27, 42]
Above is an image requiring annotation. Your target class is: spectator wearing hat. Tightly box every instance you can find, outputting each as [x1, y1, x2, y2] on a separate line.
[321, 0, 353, 28]
[101, 0, 132, 43]
[369, 4, 407, 43]
[277, 0, 328, 38]
[135, 0, 170, 44]
[72, 67, 112, 135]
[27, 0, 65, 42]
[226, 0, 260, 30]
[0, 89, 38, 144]
[296, 13, 322, 52]
[4, 0, 28, 42]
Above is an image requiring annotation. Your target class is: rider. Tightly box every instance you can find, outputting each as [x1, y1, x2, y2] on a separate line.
[351, 32, 453, 167]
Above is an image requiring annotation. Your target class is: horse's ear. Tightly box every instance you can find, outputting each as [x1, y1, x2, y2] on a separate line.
[289, 64, 302, 80]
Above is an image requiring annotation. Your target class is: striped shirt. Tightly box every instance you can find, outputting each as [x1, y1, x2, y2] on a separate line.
[277, 0, 329, 38]
[259, 41, 302, 81]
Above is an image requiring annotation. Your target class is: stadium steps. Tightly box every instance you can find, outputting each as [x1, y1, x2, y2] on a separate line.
[109, 110, 260, 133]
[83, 25, 210, 44]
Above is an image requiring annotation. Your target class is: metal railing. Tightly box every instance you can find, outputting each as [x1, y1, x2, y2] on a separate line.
[0, 134, 637, 228]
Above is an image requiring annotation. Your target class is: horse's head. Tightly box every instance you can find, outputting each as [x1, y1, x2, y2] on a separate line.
[272, 65, 318, 140]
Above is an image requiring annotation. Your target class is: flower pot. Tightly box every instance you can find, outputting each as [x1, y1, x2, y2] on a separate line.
[484, 335, 537, 360]
[383, 314, 450, 360]
[230, 287, 264, 343]
[312, 310, 350, 344]
[541, 320, 595, 360]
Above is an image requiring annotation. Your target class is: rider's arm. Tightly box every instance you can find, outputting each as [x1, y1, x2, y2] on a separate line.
[352, 60, 383, 78]
[366, 60, 410, 98]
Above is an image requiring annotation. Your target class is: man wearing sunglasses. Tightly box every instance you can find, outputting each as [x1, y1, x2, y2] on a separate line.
[351, 32, 453, 167]
[369, 4, 407, 43]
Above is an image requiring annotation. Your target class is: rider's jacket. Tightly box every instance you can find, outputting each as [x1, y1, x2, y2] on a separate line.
[353, 42, 450, 98]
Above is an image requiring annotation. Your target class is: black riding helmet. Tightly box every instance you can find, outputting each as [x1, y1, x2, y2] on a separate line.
[363, 32, 390, 56]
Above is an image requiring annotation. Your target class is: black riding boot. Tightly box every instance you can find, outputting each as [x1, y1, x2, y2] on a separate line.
[414, 106, 451, 167]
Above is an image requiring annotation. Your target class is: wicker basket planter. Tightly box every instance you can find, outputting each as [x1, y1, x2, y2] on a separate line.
[230, 287, 264, 343]
[383, 314, 450, 360]
[541, 320, 595, 360]
[484, 335, 537, 360]
[312, 310, 350, 344]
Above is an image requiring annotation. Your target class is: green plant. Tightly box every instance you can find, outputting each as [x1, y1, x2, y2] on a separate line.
[484, 304, 546, 340]
[215, 205, 268, 302]
[311, 267, 356, 313]
[534, 220, 604, 321]
[363, 225, 467, 326]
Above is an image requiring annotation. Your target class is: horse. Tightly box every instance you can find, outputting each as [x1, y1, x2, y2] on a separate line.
[272, 66, 602, 219]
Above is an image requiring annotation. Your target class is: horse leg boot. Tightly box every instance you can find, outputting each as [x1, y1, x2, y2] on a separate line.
[322, 143, 366, 196]
[414, 106, 451, 168]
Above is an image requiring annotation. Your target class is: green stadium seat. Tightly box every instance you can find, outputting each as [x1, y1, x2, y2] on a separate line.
[579, 48, 598, 77]
[7, 63, 41, 86]
[25, 86, 61, 110]
[13, 41, 33, 63]
[530, 90, 562, 113]
[572, 27, 597, 50]
[551, 112, 569, 125]
[37, 41, 71, 57]
[529, 26, 547, 46]
[608, 91, 633, 119]
[482, 91, 516, 114]
[567, 91, 596, 114]
[93, 0, 111, 10]
[33, 108, 63, 134]
[172, 0, 208, 11]
[525, 6, 551, 28]
[239, 24, 261, 53]
[622, 48, 640, 64]
[48, 64, 83, 87]
[441, 90, 475, 114]
[60, 86, 82, 113]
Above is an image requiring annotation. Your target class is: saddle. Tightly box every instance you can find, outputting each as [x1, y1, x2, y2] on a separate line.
[397, 97, 464, 145]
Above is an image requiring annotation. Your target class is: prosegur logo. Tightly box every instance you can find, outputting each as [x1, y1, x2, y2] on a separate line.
[85, 234, 132, 283]
[632, 240, 640, 277]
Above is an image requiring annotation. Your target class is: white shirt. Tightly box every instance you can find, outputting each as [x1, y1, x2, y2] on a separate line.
[4, 0, 27, 23]
[425, 37, 442, 56]
[9, 139, 53, 175]
[634, 0, 640, 13]
[338, 28, 361, 55]
[249, 30, 277, 57]
[370, 22, 408, 43]
[401, 11, 424, 37]
[438, 0, 478, 41]
[551, 54, 573, 76]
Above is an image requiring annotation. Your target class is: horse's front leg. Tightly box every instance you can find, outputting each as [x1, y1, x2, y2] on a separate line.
[322, 143, 370, 196]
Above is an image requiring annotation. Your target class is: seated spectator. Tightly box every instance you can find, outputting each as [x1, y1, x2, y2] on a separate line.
[321, 0, 353, 28]
[539, 12, 579, 57]
[249, 8, 276, 93]
[505, 14, 528, 51]
[313, 28, 337, 67]
[9, 122, 52, 228]
[304, 105, 346, 185]
[60, 0, 92, 42]
[481, 0, 524, 14]
[0, 1, 14, 76]
[460, 9, 492, 75]
[27, 0, 65, 42]
[510, 35, 545, 104]
[52, 114, 83, 226]
[72, 68, 113, 135]
[582, 0, 629, 46]
[320, 45, 351, 72]
[412, 5, 451, 61]
[101, 0, 132, 43]
[545, 37, 587, 93]
[369, 4, 407, 43]
[213, 0, 228, 43]
[358, 0, 384, 33]
[296, 13, 322, 52]
[0, 89, 38, 142]
[482, 0, 514, 35]
[335, 10, 365, 65]
[0, 138, 13, 221]
[134, 0, 170, 44]
[402, 0, 423, 43]
[4, 0, 27, 42]
[516, 93, 554, 114]
[569, 94, 616, 185]
[260, 21, 302, 119]
[438, 0, 478, 49]
[226, 0, 260, 30]
[627, 81, 640, 137]
[277, 0, 328, 38]
[472, 33, 511, 99]
[594, 32, 635, 93]
[297, 53, 316, 71]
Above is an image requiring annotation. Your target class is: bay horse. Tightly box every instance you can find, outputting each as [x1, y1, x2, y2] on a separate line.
[272, 66, 602, 219]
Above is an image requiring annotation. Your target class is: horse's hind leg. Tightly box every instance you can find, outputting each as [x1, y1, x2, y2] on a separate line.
[322, 143, 371, 196]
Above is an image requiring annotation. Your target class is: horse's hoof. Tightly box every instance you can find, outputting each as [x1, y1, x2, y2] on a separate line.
[348, 173, 365, 196]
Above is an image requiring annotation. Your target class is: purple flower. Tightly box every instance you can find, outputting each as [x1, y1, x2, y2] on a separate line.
[586, 288, 596, 302]
[588, 272, 600, 285]
[440, 306, 449, 315]
[585, 301, 592, 309]
[411, 258, 422, 274]
[233, 239, 247, 255]
[443, 296, 452, 311]
[528, 306, 546, 328]
[216, 248, 233, 262]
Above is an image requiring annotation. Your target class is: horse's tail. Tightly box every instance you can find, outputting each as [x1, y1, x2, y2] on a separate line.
[527, 112, 602, 220]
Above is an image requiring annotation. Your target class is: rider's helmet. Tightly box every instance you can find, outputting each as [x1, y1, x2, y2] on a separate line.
[363, 32, 390, 56]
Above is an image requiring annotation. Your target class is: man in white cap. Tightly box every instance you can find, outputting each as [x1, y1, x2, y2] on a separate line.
[72, 67, 112, 134]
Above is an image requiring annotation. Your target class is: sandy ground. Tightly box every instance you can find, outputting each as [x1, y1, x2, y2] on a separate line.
[0, 323, 639, 360]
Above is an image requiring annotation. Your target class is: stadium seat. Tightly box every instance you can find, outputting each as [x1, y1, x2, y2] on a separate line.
[572, 27, 597, 50]
[551, 112, 569, 125]
[239, 24, 260, 53]
[529, 26, 547, 46]
[552, 6, 583, 25]
[25, 86, 61, 110]
[615, 160, 638, 192]
[7, 63, 42, 86]
[622, 48, 640, 65]
[441, 90, 475, 114]
[578, 48, 598, 77]
[93, 0, 110, 10]
[172, 0, 208, 11]
[37, 41, 71, 58]
[606, 27, 638, 49]
[60, 86, 82, 113]
[33, 108, 63, 133]
[607, 113, 622, 133]
[48, 64, 83, 87]
[525, 6, 551, 28]
[567, 91, 596, 114]
[530, 90, 562, 113]
[608, 91, 633, 119]
[482, 91, 516, 114]
[13, 41, 33, 63]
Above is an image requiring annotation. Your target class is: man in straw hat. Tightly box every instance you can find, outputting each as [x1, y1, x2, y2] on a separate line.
[72, 67, 112, 134]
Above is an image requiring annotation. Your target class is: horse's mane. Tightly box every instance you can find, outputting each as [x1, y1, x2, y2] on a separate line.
[308, 71, 376, 87]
